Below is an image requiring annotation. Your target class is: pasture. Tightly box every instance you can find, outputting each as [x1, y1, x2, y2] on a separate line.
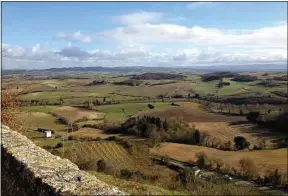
[191, 121, 286, 148]
[15, 112, 66, 132]
[51, 106, 105, 123]
[151, 142, 288, 177]
[143, 102, 245, 122]
[95, 102, 170, 121]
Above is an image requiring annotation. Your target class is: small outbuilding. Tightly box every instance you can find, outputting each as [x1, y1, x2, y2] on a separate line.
[44, 130, 52, 138]
[37, 128, 53, 138]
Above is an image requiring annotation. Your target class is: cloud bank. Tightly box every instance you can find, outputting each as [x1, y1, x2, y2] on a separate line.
[2, 10, 287, 69]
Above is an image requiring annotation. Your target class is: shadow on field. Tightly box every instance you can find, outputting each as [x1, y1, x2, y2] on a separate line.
[228, 120, 286, 144]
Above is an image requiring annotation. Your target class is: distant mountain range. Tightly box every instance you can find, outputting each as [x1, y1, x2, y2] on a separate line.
[2, 64, 287, 75]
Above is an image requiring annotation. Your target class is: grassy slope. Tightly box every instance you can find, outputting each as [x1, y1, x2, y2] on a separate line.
[88, 171, 268, 196]
[89, 171, 188, 195]
[15, 112, 66, 132]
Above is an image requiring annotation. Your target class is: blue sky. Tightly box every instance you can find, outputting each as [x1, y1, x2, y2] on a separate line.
[2, 2, 287, 69]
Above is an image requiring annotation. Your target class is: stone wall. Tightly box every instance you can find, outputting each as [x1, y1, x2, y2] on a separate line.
[1, 124, 128, 196]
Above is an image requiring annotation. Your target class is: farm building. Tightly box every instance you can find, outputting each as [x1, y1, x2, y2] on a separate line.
[37, 128, 52, 138]
[45, 130, 52, 138]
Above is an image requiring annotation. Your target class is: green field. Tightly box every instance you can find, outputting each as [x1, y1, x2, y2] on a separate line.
[15, 112, 67, 132]
[95, 102, 171, 121]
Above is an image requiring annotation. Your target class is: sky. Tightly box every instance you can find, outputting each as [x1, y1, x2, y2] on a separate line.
[2, 2, 287, 69]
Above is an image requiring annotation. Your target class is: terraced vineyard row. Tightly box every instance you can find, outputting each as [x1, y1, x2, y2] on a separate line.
[63, 141, 145, 171]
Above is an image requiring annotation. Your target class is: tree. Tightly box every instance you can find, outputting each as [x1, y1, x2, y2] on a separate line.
[271, 169, 281, 185]
[246, 112, 260, 123]
[259, 139, 267, 149]
[155, 117, 161, 129]
[193, 130, 200, 144]
[234, 136, 250, 150]
[196, 152, 208, 169]
[92, 99, 100, 106]
[239, 109, 243, 115]
[149, 129, 161, 146]
[163, 119, 168, 131]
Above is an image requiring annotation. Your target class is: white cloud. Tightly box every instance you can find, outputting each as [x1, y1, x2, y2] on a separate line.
[187, 2, 214, 9]
[2, 43, 287, 70]
[56, 31, 92, 43]
[32, 44, 41, 55]
[114, 11, 165, 25]
[100, 23, 287, 51]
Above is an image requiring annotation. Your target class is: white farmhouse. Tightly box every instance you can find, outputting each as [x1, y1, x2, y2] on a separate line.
[44, 130, 52, 138]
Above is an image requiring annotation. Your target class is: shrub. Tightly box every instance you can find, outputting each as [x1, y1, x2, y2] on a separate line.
[246, 111, 260, 123]
[177, 168, 196, 186]
[253, 145, 262, 150]
[120, 169, 133, 179]
[68, 123, 79, 132]
[170, 102, 179, 106]
[214, 159, 224, 172]
[171, 94, 184, 98]
[130, 171, 147, 181]
[96, 159, 106, 172]
[271, 169, 281, 186]
[147, 104, 155, 109]
[106, 136, 117, 141]
[217, 80, 230, 88]
[196, 152, 209, 169]
[239, 157, 257, 179]
[221, 141, 232, 151]
[1, 91, 21, 130]
[161, 155, 170, 165]
[54, 142, 63, 148]
[234, 136, 250, 150]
